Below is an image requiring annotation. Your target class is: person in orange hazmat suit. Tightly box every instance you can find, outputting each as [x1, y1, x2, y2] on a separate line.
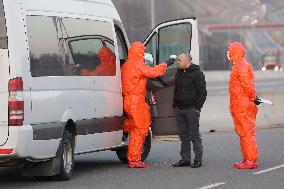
[80, 46, 116, 76]
[121, 41, 167, 168]
[227, 42, 259, 169]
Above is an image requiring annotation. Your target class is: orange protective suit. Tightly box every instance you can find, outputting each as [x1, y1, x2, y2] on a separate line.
[121, 41, 167, 162]
[228, 42, 258, 161]
[80, 46, 116, 76]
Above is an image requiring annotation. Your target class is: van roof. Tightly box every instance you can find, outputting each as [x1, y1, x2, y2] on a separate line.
[22, 0, 121, 21]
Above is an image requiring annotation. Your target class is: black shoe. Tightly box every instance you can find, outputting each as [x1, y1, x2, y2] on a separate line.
[191, 160, 202, 168]
[172, 160, 191, 167]
[122, 132, 129, 141]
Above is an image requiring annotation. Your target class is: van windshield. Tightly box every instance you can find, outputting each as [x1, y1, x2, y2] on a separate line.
[263, 55, 277, 62]
[0, 0, 7, 49]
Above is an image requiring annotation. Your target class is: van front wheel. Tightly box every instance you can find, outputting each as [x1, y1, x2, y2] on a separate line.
[116, 132, 151, 163]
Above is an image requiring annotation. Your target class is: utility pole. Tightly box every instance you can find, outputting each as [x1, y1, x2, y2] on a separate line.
[150, 0, 155, 30]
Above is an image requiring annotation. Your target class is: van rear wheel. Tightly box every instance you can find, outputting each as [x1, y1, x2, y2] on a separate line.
[116, 132, 151, 163]
[52, 130, 74, 181]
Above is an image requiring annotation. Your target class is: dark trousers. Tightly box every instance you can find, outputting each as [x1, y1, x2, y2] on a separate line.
[175, 106, 203, 162]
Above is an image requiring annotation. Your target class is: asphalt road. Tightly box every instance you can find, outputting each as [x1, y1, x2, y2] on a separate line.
[0, 128, 283, 189]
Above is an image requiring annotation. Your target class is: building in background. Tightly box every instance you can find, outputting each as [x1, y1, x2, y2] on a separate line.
[113, 0, 284, 71]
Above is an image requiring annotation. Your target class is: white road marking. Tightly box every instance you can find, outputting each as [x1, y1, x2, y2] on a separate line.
[196, 182, 226, 189]
[253, 164, 284, 175]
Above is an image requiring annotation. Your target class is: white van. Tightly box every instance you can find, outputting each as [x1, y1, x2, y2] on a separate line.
[0, 0, 198, 180]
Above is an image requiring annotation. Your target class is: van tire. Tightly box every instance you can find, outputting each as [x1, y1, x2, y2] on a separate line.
[52, 130, 74, 181]
[116, 131, 151, 163]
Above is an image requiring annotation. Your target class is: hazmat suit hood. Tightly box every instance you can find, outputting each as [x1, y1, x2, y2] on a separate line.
[128, 41, 145, 63]
[228, 42, 245, 65]
[98, 46, 116, 66]
[80, 46, 116, 76]
[96, 46, 116, 76]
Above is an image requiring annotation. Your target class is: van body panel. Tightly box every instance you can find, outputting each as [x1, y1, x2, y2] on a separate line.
[0, 126, 33, 158]
[29, 85, 96, 124]
[75, 130, 123, 154]
[27, 138, 60, 159]
[75, 117, 123, 135]
[4, 0, 33, 131]
[0, 127, 8, 146]
[83, 0, 120, 21]
[3, 126, 60, 159]
[22, 0, 121, 22]
[0, 50, 9, 145]
[23, 0, 85, 16]
[4, 0, 30, 80]
[94, 89, 123, 118]
[61, 109, 76, 123]
[32, 122, 64, 140]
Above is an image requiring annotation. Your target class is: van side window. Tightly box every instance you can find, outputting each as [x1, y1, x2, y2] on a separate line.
[60, 18, 116, 76]
[115, 27, 127, 65]
[69, 38, 103, 72]
[158, 24, 192, 66]
[27, 16, 64, 77]
[27, 16, 117, 77]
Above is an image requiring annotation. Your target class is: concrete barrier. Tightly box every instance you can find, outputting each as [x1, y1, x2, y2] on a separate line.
[200, 92, 284, 132]
[204, 71, 284, 83]
[200, 70, 284, 132]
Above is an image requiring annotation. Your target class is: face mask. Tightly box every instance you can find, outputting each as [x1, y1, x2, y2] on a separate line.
[227, 51, 231, 61]
[144, 53, 154, 64]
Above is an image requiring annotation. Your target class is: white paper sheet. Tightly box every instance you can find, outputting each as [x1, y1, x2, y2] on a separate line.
[259, 97, 273, 105]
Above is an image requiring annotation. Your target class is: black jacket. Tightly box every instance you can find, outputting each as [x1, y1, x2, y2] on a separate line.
[173, 64, 207, 111]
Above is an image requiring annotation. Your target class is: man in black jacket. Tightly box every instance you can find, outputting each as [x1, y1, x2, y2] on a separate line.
[172, 53, 207, 168]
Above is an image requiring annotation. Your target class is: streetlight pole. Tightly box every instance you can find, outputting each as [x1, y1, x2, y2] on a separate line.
[150, 0, 155, 30]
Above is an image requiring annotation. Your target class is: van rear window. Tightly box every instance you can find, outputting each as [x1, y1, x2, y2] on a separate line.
[0, 0, 7, 49]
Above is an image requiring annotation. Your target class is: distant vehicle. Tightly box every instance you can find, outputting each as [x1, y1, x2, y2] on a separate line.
[261, 49, 281, 71]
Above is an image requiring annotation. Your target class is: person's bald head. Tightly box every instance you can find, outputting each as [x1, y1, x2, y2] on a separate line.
[177, 53, 192, 69]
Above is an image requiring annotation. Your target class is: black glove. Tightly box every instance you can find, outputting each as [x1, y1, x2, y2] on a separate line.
[165, 58, 176, 66]
[254, 97, 262, 105]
